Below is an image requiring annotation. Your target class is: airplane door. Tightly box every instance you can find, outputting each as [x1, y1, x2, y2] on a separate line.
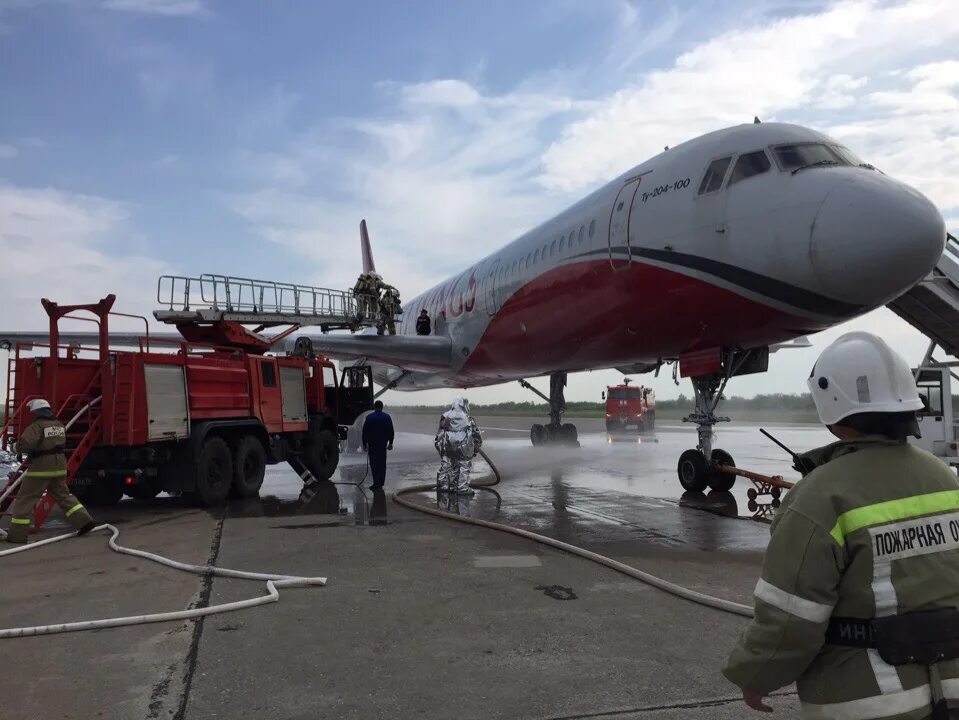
[484, 259, 501, 316]
[608, 177, 642, 270]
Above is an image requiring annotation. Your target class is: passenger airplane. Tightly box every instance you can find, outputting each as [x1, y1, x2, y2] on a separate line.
[1, 122, 946, 493]
[306, 121, 944, 490]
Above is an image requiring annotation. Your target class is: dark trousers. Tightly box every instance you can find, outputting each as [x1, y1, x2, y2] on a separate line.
[368, 445, 388, 487]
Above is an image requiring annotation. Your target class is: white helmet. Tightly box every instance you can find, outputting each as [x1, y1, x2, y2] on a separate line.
[27, 398, 51, 412]
[807, 331, 922, 425]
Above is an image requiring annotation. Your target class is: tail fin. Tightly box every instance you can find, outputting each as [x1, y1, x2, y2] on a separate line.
[360, 219, 377, 274]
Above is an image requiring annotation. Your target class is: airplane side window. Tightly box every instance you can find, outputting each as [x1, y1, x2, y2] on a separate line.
[534, 249, 540, 264]
[578, 225, 585, 244]
[588, 219, 595, 238]
[526, 252, 532, 267]
[728, 150, 772, 186]
[697, 156, 732, 195]
[559, 235, 565, 253]
[550, 240, 556, 257]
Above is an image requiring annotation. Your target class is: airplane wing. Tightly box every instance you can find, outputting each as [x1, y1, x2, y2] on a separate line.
[300, 332, 451, 370]
[0, 329, 451, 372]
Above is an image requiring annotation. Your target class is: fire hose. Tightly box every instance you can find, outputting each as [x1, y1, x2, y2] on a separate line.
[393, 448, 756, 618]
[0, 524, 326, 639]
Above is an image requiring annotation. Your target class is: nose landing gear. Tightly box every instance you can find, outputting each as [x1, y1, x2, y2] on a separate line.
[522, 374, 579, 446]
[676, 349, 767, 492]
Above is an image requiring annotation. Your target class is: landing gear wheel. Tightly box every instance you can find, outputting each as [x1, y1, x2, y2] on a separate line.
[232, 435, 266, 497]
[770, 487, 783, 500]
[746, 487, 758, 501]
[195, 436, 233, 506]
[707, 449, 737, 492]
[303, 429, 339, 480]
[561, 423, 578, 444]
[677, 449, 709, 492]
[530, 424, 546, 447]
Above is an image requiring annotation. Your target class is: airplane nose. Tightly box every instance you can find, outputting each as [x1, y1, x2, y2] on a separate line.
[811, 175, 945, 306]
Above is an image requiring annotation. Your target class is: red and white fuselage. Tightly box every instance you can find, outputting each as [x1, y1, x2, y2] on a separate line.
[376, 122, 945, 390]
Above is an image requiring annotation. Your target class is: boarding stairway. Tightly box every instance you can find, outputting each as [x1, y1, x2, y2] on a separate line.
[888, 234, 959, 358]
[155, 274, 375, 332]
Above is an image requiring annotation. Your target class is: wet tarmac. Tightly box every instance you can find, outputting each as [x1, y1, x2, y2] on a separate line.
[26, 414, 830, 554]
[218, 414, 832, 556]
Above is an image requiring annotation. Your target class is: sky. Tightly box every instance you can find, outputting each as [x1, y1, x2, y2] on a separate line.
[1, 0, 958, 408]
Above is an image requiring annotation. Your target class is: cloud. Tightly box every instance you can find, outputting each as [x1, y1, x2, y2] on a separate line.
[230, 80, 581, 301]
[540, 0, 959, 194]
[100, 0, 206, 15]
[0, 184, 168, 331]
[0, 145, 17, 159]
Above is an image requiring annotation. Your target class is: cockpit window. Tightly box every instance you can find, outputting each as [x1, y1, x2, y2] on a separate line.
[728, 150, 771, 186]
[697, 156, 732, 195]
[773, 143, 843, 172]
[831, 145, 868, 167]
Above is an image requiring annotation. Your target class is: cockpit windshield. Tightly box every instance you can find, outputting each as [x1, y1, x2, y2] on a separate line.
[772, 143, 874, 174]
[773, 143, 842, 172]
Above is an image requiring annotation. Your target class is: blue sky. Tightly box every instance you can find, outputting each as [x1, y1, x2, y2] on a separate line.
[1, 0, 958, 405]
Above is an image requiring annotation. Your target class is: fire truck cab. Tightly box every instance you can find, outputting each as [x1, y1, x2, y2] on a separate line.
[602, 378, 655, 433]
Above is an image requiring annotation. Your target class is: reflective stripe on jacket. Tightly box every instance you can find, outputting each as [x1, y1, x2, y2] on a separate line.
[723, 437, 959, 719]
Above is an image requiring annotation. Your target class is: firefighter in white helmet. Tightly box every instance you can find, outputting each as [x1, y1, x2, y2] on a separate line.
[724, 331, 959, 719]
[5, 399, 95, 544]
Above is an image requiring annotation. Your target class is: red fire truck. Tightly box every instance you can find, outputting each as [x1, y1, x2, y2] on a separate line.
[1, 275, 375, 528]
[602, 378, 655, 433]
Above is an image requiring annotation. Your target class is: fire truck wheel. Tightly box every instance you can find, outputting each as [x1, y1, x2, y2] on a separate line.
[677, 449, 709, 492]
[232, 435, 266, 497]
[304, 429, 339, 480]
[707, 449, 737, 492]
[195, 436, 233, 506]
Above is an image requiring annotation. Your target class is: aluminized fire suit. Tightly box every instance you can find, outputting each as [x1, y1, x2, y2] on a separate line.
[434, 398, 481, 495]
[724, 437, 959, 719]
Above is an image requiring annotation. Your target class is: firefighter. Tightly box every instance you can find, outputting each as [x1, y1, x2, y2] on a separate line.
[416, 309, 431, 336]
[724, 331, 959, 719]
[5, 399, 95, 544]
[377, 285, 401, 336]
[361, 400, 394, 490]
[434, 398, 482, 495]
[352, 273, 379, 323]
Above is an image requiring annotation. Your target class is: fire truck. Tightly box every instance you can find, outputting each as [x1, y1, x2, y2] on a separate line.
[602, 378, 655, 433]
[1, 275, 375, 529]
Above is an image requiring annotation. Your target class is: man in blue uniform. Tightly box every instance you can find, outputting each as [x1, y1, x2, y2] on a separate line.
[362, 401, 395, 489]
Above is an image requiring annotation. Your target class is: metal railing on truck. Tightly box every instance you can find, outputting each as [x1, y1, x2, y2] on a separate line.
[155, 274, 369, 330]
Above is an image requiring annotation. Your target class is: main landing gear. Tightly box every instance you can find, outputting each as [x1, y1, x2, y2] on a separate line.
[676, 349, 767, 493]
[521, 374, 579, 446]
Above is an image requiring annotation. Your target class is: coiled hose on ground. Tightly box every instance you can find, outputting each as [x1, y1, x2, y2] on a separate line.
[392, 449, 755, 619]
[0, 524, 326, 639]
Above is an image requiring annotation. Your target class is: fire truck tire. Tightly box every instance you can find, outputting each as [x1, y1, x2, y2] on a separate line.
[232, 436, 266, 497]
[646, 412, 656, 430]
[707, 449, 737, 492]
[677, 449, 709, 492]
[195, 437, 233, 506]
[303, 429, 339, 481]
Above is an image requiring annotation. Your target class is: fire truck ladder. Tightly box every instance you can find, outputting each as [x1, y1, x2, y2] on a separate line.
[155, 274, 375, 332]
